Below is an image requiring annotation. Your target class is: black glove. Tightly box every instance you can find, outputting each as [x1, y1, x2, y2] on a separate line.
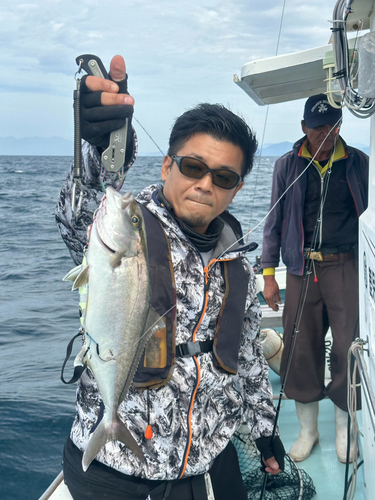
[255, 436, 285, 471]
[80, 73, 134, 153]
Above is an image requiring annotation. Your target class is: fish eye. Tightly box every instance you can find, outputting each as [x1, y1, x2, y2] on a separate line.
[131, 216, 139, 225]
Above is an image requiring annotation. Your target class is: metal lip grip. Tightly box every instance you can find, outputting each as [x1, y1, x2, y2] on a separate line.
[76, 54, 128, 173]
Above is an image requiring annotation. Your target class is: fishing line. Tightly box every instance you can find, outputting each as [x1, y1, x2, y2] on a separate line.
[246, 0, 287, 233]
[81, 305, 176, 360]
[247, 107, 270, 233]
[85, 332, 116, 361]
[252, 116, 341, 236]
[221, 116, 343, 259]
[124, 304, 176, 350]
[133, 116, 165, 157]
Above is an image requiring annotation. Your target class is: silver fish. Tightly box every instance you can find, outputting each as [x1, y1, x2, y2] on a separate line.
[64, 187, 164, 471]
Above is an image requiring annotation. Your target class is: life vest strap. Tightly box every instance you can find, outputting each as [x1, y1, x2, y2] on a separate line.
[176, 340, 214, 358]
[61, 330, 87, 384]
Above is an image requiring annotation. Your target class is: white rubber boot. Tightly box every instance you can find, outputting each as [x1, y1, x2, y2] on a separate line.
[289, 401, 319, 462]
[334, 405, 356, 463]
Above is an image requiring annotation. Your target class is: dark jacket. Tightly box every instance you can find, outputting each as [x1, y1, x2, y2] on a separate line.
[261, 136, 368, 275]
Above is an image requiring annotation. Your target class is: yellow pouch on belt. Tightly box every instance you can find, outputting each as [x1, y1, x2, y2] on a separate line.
[306, 250, 323, 261]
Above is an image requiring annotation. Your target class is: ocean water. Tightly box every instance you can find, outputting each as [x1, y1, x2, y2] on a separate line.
[0, 154, 276, 499]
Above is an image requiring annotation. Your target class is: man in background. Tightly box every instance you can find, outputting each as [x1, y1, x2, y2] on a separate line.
[261, 94, 368, 463]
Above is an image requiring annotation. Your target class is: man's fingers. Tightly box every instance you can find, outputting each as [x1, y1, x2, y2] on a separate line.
[264, 294, 279, 311]
[263, 457, 281, 475]
[101, 92, 134, 106]
[79, 55, 134, 149]
[84, 75, 119, 93]
[82, 56, 134, 106]
[263, 277, 282, 312]
[270, 301, 279, 312]
[264, 295, 279, 311]
[109, 55, 126, 82]
[83, 80, 134, 106]
[82, 104, 133, 124]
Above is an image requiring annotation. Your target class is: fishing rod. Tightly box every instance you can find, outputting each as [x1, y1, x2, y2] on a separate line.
[258, 202, 323, 500]
[258, 125, 343, 500]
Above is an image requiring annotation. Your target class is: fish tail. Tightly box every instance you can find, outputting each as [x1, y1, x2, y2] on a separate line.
[82, 415, 145, 471]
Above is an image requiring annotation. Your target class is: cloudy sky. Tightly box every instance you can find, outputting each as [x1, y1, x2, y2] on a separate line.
[1, 0, 371, 154]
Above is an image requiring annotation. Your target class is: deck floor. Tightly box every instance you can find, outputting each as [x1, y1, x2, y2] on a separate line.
[269, 370, 366, 500]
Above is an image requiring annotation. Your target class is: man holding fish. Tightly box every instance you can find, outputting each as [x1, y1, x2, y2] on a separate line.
[56, 55, 284, 500]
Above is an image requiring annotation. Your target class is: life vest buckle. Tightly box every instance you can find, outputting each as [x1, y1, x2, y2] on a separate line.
[176, 340, 213, 358]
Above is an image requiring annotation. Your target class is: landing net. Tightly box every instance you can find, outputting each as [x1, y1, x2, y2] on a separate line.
[232, 429, 316, 500]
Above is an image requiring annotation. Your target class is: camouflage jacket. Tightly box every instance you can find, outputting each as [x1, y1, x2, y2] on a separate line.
[55, 141, 277, 480]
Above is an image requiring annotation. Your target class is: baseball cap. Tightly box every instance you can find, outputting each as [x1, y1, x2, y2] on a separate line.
[303, 94, 342, 129]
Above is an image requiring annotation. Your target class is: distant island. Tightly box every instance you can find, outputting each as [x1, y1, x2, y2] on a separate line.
[0, 136, 370, 157]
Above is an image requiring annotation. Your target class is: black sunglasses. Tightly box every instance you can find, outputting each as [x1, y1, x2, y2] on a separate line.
[170, 155, 243, 190]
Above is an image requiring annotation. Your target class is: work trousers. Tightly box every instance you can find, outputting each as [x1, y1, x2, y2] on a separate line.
[63, 437, 247, 500]
[280, 257, 360, 411]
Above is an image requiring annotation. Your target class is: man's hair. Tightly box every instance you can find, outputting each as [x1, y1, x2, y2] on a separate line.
[167, 103, 258, 178]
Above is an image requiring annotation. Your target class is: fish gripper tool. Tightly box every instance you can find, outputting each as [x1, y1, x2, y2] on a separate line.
[75, 54, 128, 174]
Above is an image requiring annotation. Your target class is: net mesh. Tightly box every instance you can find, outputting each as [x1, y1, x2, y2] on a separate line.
[232, 429, 316, 500]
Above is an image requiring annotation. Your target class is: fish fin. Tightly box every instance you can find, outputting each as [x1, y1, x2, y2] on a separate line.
[62, 264, 83, 282]
[121, 192, 132, 210]
[72, 265, 90, 290]
[109, 246, 129, 268]
[82, 414, 144, 471]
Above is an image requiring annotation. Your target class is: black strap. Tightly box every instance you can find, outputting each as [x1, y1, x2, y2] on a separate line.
[161, 482, 173, 500]
[61, 331, 87, 384]
[176, 340, 214, 358]
[191, 475, 209, 500]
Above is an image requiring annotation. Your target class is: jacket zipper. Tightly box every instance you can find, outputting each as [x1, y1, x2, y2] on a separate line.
[178, 254, 241, 478]
[318, 171, 324, 248]
[178, 262, 212, 479]
[312, 163, 327, 249]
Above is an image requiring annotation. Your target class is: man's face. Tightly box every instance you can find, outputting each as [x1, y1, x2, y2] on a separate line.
[161, 133, 244, 234]
[302, 121, 339, 156]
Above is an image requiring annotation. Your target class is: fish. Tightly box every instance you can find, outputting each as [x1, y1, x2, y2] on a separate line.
[63, 187, 165, 471]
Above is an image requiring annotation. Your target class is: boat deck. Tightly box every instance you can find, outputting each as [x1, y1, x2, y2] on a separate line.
[45, 373, 367, 500]
[43, 288, 368, 500]
[258, 277, 366, 499]
[269, 369, 366, 500]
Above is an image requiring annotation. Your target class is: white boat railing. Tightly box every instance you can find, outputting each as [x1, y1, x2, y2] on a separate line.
[38, 471, 64, 500]
[351, 338, 375, 434]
